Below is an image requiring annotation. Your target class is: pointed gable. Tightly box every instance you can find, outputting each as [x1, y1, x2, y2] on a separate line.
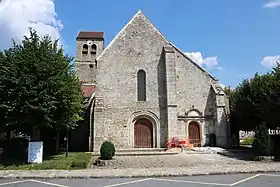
[96, 10, 168, 61]
[96, 10, 217, 82]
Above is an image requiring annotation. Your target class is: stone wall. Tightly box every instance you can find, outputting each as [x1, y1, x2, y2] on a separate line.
[164, 45, 178, 140]
[76, 39, 104, 62]
[75, 39, 104, 83]
[93, 11, 169, 150]
[173, 46, 218, 146]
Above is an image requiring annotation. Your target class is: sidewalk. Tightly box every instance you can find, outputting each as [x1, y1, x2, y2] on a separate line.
[1, 163, 280, 179]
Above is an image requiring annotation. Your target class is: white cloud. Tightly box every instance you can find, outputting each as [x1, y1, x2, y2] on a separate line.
[219, 83, 226, 89]
[184, 52, 222, 70]
[0, 0, 63, 49]
[261, 55, 280, 68]
[263, 0, 280, 8]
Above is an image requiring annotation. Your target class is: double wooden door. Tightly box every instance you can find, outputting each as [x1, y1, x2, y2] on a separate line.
[134, 119, 153, 148]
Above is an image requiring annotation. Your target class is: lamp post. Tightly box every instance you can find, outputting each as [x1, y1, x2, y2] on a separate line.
[64, 128, 69, 157]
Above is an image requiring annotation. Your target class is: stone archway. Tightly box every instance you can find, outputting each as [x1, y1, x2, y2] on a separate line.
[188, 121, 201, 147]
[134, 118, 153, 148]
[128, 110, 160, 148]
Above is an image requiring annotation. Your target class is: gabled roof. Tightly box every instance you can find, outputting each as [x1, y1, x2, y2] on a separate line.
[96, 10, 168, 61]
[169, 42, 218, 81]
[96, 10, 218, 82]
[81, 84, 95, 98]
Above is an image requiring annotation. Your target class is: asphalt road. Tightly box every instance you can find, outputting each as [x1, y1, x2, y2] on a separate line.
[0, 172, 279, 187]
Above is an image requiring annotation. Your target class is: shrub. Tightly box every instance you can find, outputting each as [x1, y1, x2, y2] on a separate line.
[1, 138, 29, 161]
[252, 123, 271, 157]
[100, 141, 115, 160]
[270, 135, 280, 160]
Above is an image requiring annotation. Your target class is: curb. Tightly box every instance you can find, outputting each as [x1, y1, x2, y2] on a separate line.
[0, 169, 279, 179]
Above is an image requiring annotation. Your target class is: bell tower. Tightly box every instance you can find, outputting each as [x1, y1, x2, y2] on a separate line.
[75, 31, 104, 84]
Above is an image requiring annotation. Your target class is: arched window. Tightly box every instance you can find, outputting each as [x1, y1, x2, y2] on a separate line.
[91, 44, 97, 55]
[82, 44, 88, 55]
[137, 70, 146, 101]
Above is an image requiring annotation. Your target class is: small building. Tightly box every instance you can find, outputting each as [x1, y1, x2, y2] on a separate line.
[71, 10, 231, 152]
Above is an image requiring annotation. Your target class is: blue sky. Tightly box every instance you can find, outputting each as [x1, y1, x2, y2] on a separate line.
[1, 0, 280, 87]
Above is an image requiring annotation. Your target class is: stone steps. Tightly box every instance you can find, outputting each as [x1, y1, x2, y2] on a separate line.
[116, 148, 166, 152]
[91, 148, 181, 156]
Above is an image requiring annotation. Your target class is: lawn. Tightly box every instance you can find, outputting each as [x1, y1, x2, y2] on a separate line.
[0, 152, 92, 170]
[240, 137, 255, 145]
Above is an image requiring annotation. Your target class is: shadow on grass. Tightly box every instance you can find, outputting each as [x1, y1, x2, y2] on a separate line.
[0, 151, 62, 167]
[218, 146, 256, 161]
[0, 157, 26, 167]
[0, 151, 91, 170]
[219, 146, 280, 162]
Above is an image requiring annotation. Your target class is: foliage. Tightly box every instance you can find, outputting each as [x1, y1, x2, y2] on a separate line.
[227, 62, 280, 131]
[271, 136, 280, 160]
[240, 137, 255, 145]
[0, 28, 83, 139]
[0, 152, 91, 170]
[252, 123, 271, 157]
[100, 141, 115, 160]
[0, 138, 29, 161]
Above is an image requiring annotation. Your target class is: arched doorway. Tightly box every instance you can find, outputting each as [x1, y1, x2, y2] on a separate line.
[188, 121, 201, 147]
[134, 118, 153, 148]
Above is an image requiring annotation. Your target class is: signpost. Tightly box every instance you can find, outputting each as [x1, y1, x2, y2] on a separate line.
[28, 141, 43, 163]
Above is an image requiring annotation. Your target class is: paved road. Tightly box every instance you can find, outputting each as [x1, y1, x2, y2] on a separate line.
[0, 172, 279, 187]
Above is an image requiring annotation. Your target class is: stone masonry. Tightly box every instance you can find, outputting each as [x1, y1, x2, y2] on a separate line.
[74, 10, 230, 152]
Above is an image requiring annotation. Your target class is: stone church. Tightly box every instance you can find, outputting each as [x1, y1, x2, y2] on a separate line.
[72, 10, 231, 152]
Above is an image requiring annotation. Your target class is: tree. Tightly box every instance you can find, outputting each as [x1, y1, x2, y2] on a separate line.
[0, 42, 23, 138]
[252, 123, 271, 158]
[0, 29, 83, 144]
[228, 70, 280, 131]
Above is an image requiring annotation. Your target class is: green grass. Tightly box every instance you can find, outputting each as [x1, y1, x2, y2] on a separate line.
[0, 152, 92, 170]
[240, 137, 255, 145]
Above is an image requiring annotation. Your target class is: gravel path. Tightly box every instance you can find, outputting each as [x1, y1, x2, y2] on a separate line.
[92, 153, 254, 169]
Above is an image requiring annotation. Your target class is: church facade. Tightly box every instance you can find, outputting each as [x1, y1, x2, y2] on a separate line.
[73, 10, 231, 152]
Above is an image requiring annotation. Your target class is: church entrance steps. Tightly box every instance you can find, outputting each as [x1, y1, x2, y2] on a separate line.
[116, 148, 165, 152]
[189, 147, 226, 154]
[91, 148, 181, 156]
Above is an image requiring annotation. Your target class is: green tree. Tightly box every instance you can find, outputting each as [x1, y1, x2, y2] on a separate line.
[0, 42, 23, 138]
[225, 61, 280, 153]
[228, 71, 279, 131]
[252, 123, 271, 158]
[0, 29, 83, 143]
